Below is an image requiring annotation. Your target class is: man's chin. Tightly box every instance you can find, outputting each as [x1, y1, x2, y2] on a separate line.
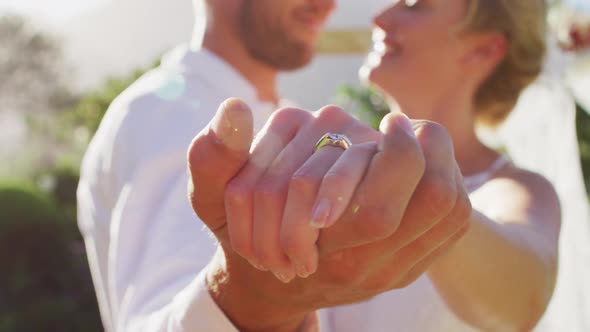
[275, 48, 314, 71]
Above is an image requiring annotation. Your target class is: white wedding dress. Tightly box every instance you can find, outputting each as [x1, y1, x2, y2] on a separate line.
[493, 38, 590, 331]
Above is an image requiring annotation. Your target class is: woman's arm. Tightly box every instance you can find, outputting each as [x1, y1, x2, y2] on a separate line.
[427, 168, 561, 331]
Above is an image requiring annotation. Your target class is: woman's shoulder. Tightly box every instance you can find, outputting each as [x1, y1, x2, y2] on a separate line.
[493, 162, 557, 199]
[471, 161, 561, 224]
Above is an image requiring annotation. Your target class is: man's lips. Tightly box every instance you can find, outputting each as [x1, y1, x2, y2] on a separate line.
[293, 9, 328, 33]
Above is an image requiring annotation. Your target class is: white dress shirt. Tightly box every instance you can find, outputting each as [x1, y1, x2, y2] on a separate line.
[77, 46, 275, 332]
[78, 46, 481, 332]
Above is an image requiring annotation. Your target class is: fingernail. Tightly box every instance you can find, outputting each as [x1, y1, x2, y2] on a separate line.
[250, 261, 268, 271]
[380, 112, 415, 138]
[397, 113, 416, 137]
[295, 264, 311, 278]
[211, 98, 252, 151]
[274, 272, 293, 283]
[310, 199, 331, 228]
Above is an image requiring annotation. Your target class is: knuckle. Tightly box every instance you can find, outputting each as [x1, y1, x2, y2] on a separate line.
[449, 195, 473, 229]
[253, 245, 282, 269]
[418, 121, 450, 141]
[289, 172, 320, 196]
[384, 136, 425, 176]
[279, 233, 303, 258]
[412, 233, 437, 255]
[322, 170, 352, 188]
[225, 181, 252, 206]
[230, 236, 253, 260]
[272, 107, 310, 125]
[254, 182, 283, 204]
[420, 176, 457, 218]
[315, 105, 355, 127]
[354, 207, 399, 241]
[416, 121, 453, 154]
[316, 105, 347, 120]
[352, 141, 378, 154]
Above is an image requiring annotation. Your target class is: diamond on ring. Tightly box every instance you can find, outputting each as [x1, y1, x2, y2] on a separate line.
[314, 133, 352, 153]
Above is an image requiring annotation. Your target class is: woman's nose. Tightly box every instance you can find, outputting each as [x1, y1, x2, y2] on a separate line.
[373, 5, 397, 30]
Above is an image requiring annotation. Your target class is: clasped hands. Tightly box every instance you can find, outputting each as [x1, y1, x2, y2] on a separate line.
[188, 98, 471, 331]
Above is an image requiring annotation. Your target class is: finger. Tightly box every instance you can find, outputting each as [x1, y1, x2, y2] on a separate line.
[280, 147, 343, 278]
[365, 162, 470, 272]
[379, 121, 460, 253]
[225, 107, 310, 266]
[394, 223, 470, 290]
[252, 106, 359, 280]
[318, 112, 425, 253]
[188, 98, 253, 235]
[310, 142, 378, 229]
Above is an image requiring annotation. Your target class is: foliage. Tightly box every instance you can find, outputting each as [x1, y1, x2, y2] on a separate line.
[60, 68, 150, 138]
[59, 60, 159, 145]
[576, 104, 590, 193]
[0, 60, 159, 331]
[0, 182, 102, 332]
[335, 85, 389, 130]
[0, 14, 78, 179]
[0, 15, 75, 115]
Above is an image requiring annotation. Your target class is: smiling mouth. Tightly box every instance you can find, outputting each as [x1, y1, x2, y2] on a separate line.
[293, 10, 327, 33]
[371, 29, 402, 57]
[372, 40, 402, 58]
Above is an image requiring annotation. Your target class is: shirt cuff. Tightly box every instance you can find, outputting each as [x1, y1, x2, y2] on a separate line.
[171, 268, 239, 332]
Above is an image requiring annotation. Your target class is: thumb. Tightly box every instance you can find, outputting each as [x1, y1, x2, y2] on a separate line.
[188, 98, 253, 232]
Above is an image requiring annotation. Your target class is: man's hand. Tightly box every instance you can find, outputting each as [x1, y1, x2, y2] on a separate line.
[187, 99, 471, 331]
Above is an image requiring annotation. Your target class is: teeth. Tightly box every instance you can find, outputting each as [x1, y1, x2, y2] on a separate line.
[373, 41, 387, 54]
[372, 27, 386, 44]
[370, 27, 400, 56]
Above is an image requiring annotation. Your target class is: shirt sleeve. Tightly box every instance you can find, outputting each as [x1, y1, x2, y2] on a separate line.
[78, 96, 240, 332]
[107, 166, 240, 332]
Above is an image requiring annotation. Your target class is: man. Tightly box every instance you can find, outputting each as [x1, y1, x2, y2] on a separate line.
[78, 0, 469, 331]
[77, 0, 335, 330]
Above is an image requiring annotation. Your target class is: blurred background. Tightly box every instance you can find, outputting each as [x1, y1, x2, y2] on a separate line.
[0, 0, 588, 331]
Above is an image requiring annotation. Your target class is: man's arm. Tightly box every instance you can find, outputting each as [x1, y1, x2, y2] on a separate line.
[78, 96, 244, 332]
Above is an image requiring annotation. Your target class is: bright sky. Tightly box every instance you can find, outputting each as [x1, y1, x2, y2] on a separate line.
[1, 0, 589, 24]
[0, 0, 107, 23]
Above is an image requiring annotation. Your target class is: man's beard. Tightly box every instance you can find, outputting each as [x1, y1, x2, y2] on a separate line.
[238, 1, 313, 71]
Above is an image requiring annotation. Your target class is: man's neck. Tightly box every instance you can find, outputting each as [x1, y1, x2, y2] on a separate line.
[199, 23, 280, 105]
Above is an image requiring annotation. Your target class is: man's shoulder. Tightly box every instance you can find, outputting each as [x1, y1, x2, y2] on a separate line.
[101, 66, 221, 139]
[82, 65, 223, 178]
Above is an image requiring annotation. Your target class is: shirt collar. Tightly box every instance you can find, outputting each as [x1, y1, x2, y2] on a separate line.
[160, 45, 282, 131]
[160, 45, 259, 104]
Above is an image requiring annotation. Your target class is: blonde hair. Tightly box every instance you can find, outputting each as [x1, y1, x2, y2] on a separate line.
[462, 0, 547, 126]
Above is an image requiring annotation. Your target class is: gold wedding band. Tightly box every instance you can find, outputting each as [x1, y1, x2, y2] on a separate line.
[314, 133, 352, 153]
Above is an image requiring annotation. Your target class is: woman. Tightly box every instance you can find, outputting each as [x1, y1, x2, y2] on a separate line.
[299, 0, 559, 330]
[327, 1, 559, 331]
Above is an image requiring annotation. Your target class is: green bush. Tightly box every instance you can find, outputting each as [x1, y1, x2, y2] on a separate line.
[576, 104, 590, 194]
[0, 182, 101, 332]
